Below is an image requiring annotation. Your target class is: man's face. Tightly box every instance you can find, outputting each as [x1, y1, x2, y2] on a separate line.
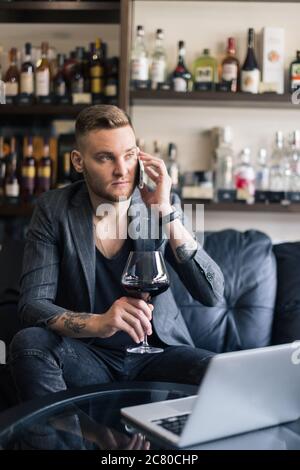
[78, 126, 138, 202]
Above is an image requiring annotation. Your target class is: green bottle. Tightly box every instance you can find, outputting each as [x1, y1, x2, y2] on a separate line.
[193, 48, 218, 91]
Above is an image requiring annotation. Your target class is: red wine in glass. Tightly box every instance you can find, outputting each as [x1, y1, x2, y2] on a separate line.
[121, 251, 170, 354]
[122, 281, 169, 298]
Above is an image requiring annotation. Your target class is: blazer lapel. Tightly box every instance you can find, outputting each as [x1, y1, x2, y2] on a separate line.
[68, 184, 95, 311]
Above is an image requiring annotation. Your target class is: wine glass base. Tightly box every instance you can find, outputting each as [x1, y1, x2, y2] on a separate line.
[127, 345, 164, 354]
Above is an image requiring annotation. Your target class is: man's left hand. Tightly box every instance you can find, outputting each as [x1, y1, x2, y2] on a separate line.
[138, 151, 173, 214]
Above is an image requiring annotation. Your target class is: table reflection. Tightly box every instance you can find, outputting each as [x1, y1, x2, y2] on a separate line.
[12, 404, 150, 450]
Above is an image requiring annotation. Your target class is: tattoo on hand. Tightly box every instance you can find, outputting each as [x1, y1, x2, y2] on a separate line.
[48, 311, 92, 335]
[176, 242, 198, 263]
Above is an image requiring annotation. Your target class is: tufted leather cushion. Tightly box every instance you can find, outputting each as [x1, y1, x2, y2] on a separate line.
[168, 229, 277, 353]
[272, 242, 300, 344]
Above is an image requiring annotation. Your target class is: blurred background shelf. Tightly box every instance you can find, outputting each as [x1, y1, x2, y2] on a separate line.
[0, 204, 33, 218]
[188, 202, 300, 213]
[0, 104, 88, 119]
[0, 1, 120, 24]
[130, 90, 297, 109]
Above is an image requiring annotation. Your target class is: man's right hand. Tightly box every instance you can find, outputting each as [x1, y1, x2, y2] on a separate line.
[97, 297, 154, 343]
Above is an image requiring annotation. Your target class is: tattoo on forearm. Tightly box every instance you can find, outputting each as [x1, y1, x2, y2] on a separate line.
[48, 311, 93, 335]
[176, 242, 198, 263]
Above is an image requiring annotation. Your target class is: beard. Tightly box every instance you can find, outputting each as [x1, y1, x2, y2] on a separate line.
[83, 168, 136, 202]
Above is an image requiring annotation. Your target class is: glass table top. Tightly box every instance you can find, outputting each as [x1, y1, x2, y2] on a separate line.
[1, 381, 300, 450]
[0, 382, 196, 450]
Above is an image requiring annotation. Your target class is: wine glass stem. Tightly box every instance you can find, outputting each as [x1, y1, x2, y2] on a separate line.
[142, 334, 149, 348]
[142, 295, 152, 348]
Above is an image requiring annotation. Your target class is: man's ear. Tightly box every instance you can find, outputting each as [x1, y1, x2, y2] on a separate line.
[71, 149, 84, 174]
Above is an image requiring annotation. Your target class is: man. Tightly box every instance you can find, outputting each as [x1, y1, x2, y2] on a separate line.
[10, 105, 224, 403]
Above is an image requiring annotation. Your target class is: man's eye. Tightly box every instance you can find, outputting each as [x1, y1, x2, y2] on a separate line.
[125, 152, 136, 159]
[97, 155, 112, 162]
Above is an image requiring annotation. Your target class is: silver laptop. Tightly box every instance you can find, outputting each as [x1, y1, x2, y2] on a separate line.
[121, 342, 300, 448]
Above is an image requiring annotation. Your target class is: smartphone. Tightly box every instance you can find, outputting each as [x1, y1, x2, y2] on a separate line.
[138, 156, 145, 189]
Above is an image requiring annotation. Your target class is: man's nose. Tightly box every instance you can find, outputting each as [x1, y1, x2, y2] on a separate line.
[113, 159, 128, 176]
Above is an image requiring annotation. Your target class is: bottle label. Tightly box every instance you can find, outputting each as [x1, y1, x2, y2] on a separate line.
[235, 167, 255, 201]
[91, 78, 104, 94]
[256, 169, 269, 191]
[22, 166, 36, 178]
[222, 63, 238, 82]
[90, 65, 104, 93]
[131, 58, 149, 81]
[105, 83, 117, 97]
[241, 69, 260, 93]
[5, 182, 20, 197]
[72, 78, 84, 94]
[36, 69, 50, 96]
[90, 65, 104, 78]
[38, 167, 51, 178]
[150, 59, 166, 83]
[195, 66, 213, 83]
[55, 81, 66, 97]
[20, 72, 34, 95]
[291, 63, 300, 88]
[173, 77, 187, 92]
[5, 82, 18, 97]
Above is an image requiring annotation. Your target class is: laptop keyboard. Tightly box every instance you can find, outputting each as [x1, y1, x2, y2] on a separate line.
[152, 413, 190, 436]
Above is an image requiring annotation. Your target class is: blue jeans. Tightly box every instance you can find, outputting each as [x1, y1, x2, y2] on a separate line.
[9, 327, 214, 403]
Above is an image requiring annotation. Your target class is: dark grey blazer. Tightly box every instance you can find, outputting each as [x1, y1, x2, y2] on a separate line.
[18, 181, 224, 346]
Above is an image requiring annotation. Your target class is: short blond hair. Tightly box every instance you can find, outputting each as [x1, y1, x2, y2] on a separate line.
[75, 105, 133, 148]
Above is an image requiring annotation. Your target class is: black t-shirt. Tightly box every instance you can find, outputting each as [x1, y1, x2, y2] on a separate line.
[93, 237, 135, 350]
[93, 238, 163, 351]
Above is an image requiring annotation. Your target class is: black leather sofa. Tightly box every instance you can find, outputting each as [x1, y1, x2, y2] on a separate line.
[0, 229, 299, 412]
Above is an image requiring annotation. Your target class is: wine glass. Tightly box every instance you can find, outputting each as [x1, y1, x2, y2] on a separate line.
[121, 251, 170, 354]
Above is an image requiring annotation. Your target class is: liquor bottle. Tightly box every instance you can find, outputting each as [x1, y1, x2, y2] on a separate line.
[255, 148, 269, 191]
[20, 42, 34, 98]
[36, 42, 51, 98]
[172, 41, 192, 92]
[131, 25, 149, 89]
[234, 148, 255, 203]
[4, 48, 19, 101]
[150, 29, 167, 90]
[214, 126, 235, 202]
[193, 48, 217, 91]
[166, 143, 180, 194]
[90, 39, 105, 101]
[0, 136, 6, 204]
[64, 50, 77, 93]
[4, 137, 20, 205]
[282, 155, 292, 204]
[104, 57, 119, 104]
[36, 138, 52, 195]
[21, 137, 36, 203]
[82, 50, 91, 93]
[254, 148, 269, 203]
[221, 38, 240, 92]
[56, 151, 72, 188]
[269, 131, 285, 202]
[53, 53, 67, 100]
[289, 51, 300, 94]
[71, 47, 85, 94]
[241, 28, 260, 94]
[287, 130, 300, 201]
